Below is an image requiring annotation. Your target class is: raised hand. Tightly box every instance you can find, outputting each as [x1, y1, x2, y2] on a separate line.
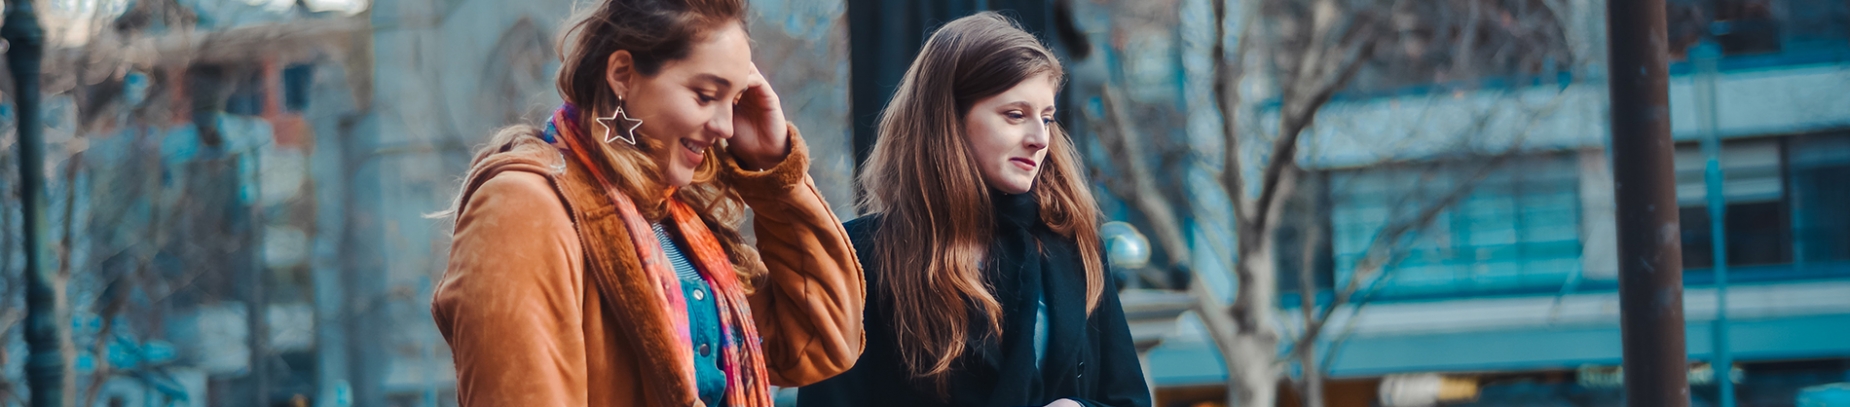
[727, 64, 790, 171]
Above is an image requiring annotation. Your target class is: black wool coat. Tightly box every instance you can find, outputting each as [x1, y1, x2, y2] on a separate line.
[798, 193, 1151, 407]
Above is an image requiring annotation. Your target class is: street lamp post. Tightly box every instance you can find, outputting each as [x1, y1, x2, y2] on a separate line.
[1606, 0, 1692, 406]
[3, 0, 67, 405]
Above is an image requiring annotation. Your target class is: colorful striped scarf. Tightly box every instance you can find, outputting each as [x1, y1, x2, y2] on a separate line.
[546, 105, 773, 406]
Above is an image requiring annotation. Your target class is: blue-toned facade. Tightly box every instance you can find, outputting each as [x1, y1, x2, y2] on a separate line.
[1146, 0, 1850, 400]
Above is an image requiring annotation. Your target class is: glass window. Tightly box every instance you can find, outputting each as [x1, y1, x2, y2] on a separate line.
[1328, 154, 1581, 299]
[1666, 0, 1850, 60]
[1277, 174, 1335, 295]
[283, 64, 315, 113]
[1674, 139, 1784, 205]
[1789, 133, 1850, 263]
[1781, 0, 1850, 50]
[1680, 201, 1794, 268]
[1715, 0, 1783, 55]
[1674, 139, 1794, 269]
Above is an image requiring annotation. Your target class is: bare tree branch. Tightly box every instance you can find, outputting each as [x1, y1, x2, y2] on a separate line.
[1215, 0, 1260, 228]
[1255, 21, 1379, 238]
[1096, 84, 1194, 267]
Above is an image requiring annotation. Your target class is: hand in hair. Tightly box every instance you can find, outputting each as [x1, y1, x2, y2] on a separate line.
[727, 64, 790, 171]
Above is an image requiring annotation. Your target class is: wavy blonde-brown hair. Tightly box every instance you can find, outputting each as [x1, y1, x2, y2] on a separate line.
[857, 12, 1104, 391]
[450, 0, 767, 287]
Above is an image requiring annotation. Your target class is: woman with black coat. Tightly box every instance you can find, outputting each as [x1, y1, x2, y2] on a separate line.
[797, 12, 1151, 407]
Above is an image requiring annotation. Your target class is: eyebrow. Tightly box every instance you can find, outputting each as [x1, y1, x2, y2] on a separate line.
[999, 101, 1058, 112]
[692, 74, 733, 90]
[999, 100, 1057, 112]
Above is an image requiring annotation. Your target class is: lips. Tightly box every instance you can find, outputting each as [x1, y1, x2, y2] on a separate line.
[1010, 157, 1037, 171]
[681, 138, 709, 165]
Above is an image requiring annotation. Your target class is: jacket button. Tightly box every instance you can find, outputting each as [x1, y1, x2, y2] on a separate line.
[699, 344, 711, 356]
[692, 289, 706, 301]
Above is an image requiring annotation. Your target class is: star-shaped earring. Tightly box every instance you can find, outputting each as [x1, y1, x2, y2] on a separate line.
[598, 102, 644, 145]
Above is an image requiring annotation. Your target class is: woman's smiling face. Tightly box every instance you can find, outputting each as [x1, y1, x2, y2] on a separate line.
[608, 23, 757, 187]
[962, 73, 1058, 195]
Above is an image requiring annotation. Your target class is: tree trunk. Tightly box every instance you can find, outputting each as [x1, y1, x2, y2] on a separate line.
[1297, 207, 1327, 407]
[1298, 343, 1324, 407]
[1227, 233, 1282, 407]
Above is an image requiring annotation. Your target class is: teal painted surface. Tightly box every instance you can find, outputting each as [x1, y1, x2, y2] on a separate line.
[1146, 313, 1850, 386]
[1144, 338, 1227, 387]
[1329, 313, 1850, 378]
[1800, 383, 1850, 407]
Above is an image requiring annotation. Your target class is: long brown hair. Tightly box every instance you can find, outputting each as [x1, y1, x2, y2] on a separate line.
[857, 12, 1105, 388]
[452, 0, 767, 286]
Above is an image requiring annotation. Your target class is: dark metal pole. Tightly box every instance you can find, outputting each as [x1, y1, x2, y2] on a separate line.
[3, 0, 66, 406]
[1606, 0, 1691, 406]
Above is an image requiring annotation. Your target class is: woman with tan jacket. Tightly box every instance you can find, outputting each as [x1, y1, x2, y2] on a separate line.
[431, 0, 863, 405]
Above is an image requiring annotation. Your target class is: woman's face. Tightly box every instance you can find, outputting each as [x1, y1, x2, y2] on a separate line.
[607, 23, 756, 187]
[963, 74, 1057, 195]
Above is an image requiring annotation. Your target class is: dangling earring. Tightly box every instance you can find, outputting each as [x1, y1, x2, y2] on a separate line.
[598, 97, 644, 145]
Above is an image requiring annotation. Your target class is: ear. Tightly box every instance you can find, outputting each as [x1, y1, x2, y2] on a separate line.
[605, 50, 636, 99]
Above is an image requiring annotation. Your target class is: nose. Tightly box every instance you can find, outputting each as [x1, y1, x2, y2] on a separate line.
[1024, 120, 1050, 151]
[709, 103, 736, 139]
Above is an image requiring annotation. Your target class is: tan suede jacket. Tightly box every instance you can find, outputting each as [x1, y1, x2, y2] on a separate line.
[432, 127, 864, 406]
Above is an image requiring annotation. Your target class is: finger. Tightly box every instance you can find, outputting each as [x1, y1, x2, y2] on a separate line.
[734, 64, 763, 102]
[738, 66, 779, 107]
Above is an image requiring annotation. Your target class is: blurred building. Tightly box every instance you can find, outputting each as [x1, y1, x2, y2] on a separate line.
[1121, 0, 1850, 406]
[0, 0, 365, 405]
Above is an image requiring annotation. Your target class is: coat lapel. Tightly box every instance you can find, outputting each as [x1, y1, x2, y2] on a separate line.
[551, 145, 696, 406]
[1036, 229, 1088, 386]
[983, 224, 1046, 405]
